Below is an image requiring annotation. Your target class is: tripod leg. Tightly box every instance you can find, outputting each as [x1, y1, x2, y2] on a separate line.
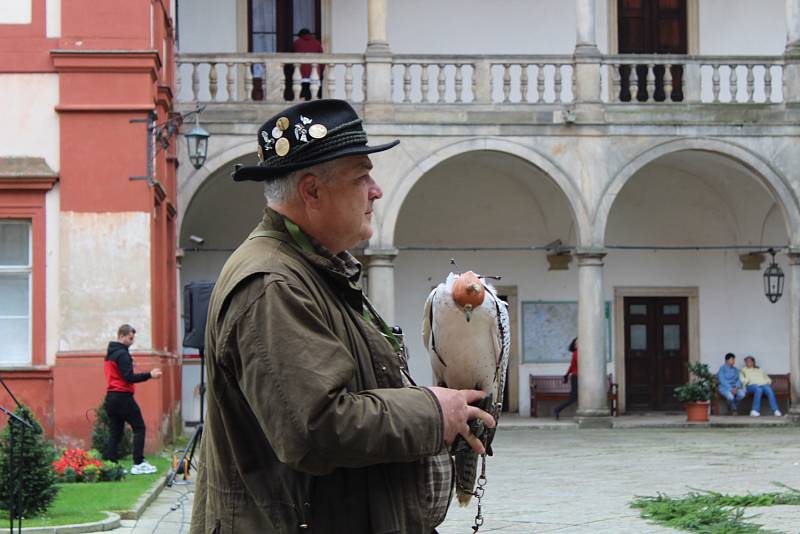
[165, 423, 202, 487]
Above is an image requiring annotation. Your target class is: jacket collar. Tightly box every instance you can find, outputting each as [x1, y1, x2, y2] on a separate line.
[260, 208, 361, 279]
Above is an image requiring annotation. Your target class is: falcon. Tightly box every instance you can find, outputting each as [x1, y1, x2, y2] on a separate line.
[422, 270, 510, 505]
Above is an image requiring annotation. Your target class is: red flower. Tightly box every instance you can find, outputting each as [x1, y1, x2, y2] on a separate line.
[52, 448, 103, 477]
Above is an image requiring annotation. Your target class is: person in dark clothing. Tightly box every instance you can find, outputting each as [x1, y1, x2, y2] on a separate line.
[287, 28, 325, 100]
[554, 337, 578, 420]
[104, 324, 162, 474]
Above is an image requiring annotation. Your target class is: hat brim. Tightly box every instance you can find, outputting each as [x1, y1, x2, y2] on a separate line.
[233, 140, 400, 182]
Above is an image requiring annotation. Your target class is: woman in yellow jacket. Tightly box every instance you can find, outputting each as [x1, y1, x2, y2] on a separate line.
[739, 356, 782, 417]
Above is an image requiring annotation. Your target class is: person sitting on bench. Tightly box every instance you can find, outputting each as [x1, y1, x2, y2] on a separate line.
[717, 353, 745, 414]
[740, 355, 782, 417]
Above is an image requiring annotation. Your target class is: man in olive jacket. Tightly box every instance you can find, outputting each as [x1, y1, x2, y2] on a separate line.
[190, 99, 494, 534]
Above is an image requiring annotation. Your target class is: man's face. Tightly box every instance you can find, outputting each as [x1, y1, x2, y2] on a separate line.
[726, 357, 735, 367]
[315, 155, 382, 252]
[120, 332, 135, 347]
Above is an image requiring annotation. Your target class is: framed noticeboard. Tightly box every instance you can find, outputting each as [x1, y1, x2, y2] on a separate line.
[521, 301, 612, 363]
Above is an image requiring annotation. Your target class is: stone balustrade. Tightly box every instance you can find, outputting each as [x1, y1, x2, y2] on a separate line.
[601, 55, 785, 104]
[390, 55, 575, 104]
[176, 52, 787, 108]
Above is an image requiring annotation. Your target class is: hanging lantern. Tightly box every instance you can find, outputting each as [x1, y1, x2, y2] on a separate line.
[763, 248, 784, 303]
[185, 113, 210, 170]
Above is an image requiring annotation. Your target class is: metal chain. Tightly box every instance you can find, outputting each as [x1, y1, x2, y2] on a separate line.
[471, 454, 488, 532]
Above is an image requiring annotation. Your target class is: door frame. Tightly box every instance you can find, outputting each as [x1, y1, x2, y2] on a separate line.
[495, 285, 519, 414]
[606, 0, 699, 55]
[236, 0, 332, 53]
[614, 286, 699, 413]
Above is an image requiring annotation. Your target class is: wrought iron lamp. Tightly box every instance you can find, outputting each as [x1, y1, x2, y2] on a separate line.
[763, 248, 784, 303]
[130, 105, 209, 185]
[185, 112, 210, 170]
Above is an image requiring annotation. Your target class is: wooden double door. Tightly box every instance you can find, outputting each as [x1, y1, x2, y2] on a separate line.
[618, 0, 687, 101]
[625, 297, 688, 411]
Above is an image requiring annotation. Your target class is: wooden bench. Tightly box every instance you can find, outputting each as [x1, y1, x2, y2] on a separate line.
[710, 373, 791, 415]
[529, 374, 618, 417]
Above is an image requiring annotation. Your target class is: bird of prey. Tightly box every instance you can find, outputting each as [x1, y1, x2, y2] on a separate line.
[422, 270, 510, 505]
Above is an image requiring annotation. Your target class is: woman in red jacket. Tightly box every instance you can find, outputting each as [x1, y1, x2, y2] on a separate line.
[554, 337, 578, 420]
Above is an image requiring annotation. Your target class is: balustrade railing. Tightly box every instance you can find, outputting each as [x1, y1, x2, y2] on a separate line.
[601, 55, 784, 104]
[176, 53, 785, 107]
[390, 55, 574, 104]
[176, 53, 366, 103]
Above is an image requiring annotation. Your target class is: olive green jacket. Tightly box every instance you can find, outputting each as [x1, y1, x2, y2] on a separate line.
[190, 210, 445, 534]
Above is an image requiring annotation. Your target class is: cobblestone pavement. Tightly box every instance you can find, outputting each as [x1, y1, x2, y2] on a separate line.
[112, 427, 800, 533]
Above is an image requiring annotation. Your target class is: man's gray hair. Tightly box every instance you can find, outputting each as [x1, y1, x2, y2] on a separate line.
[263, 160, 338, 204]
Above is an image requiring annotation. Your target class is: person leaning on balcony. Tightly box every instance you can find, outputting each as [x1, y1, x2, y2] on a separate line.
[740, 355, 783, 417]
[103, 324, 162, 475]
[189, 99, 495, 534]
[291, 28, 325, 100]
[554, 337, 578, 420]
[717, 352, 745, 414]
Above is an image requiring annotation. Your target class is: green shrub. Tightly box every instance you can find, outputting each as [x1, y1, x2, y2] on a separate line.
[98, 462, 127, 482]
[0, 405, 59, 517]
[61, 467, 78, 483]
[82, 464, 100, 483]
[674, 362, 716, 403]
[90, 402, 132, 461]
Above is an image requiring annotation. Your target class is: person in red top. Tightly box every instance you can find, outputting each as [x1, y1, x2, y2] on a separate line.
[291, 28, 324, 100]
[104, 324, 162, 474]
[554, 337, 578, 420]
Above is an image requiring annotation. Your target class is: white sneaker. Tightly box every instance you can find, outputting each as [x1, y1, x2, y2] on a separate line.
[131, 462, 158, 475]
[749, 410, 760, 417]
[774, 410, 783, 417]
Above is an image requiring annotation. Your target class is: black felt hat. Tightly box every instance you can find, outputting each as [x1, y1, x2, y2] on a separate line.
[232, 99, 399, 182]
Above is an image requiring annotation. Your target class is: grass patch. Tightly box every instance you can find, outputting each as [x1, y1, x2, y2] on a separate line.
[0, 455, 169, 527]
[631, 484, 800, 534]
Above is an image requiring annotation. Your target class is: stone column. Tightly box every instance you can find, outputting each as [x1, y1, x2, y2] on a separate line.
[367, 0, 390, 53]
[364, 248, 398, 326]
[365, 0, 392, 115]
[787, 0, 800, 55]
[575, 249, 611, 428]
[573, 0, 601, 106]
[784, 0, 800, 102]
[788, 251, 800, 421]
[575, 0, 599, 54]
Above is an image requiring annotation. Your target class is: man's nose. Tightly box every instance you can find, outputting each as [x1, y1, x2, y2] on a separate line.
[369, 178, 383, 200]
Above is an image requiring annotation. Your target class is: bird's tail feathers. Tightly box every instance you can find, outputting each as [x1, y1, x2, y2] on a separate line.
[455, 450, 479, 506]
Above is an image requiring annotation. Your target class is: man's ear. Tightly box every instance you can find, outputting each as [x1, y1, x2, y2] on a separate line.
[297, 172, 322, 208]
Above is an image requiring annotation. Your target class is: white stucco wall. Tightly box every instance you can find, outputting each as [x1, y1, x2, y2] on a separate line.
[0, 0, 31, 24]
[59, 212, 152, 351]
[177, 0, 238, 52]
[177, 0, 788, 56]
[699, 0, 786, 54]
[46, 0, 60, 37]
[45, 184, 60, 366]
[0, 74, 59, 172]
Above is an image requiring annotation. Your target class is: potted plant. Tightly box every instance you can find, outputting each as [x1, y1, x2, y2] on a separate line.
[674, 362, 715, 422]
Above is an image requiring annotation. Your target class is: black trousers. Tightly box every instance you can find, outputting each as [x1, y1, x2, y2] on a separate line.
[554, 375, 578, 416]
[105, 391, 146, 465]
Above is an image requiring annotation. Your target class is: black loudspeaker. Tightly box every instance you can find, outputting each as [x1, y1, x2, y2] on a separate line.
[183, 281, 215, 349]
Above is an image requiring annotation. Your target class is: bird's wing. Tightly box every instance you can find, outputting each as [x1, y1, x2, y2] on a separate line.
[490, 294, 511, 417]
[422, 286, 436, 353]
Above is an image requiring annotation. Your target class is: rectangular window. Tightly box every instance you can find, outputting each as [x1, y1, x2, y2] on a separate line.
[0, 221, 31, 365]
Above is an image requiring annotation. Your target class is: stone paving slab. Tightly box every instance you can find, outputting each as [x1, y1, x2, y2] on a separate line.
[438, 427, 800, 533]
[109, 426, 800, 533]
[500, 413, 791, 430]
[748, 505, 800, 533]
